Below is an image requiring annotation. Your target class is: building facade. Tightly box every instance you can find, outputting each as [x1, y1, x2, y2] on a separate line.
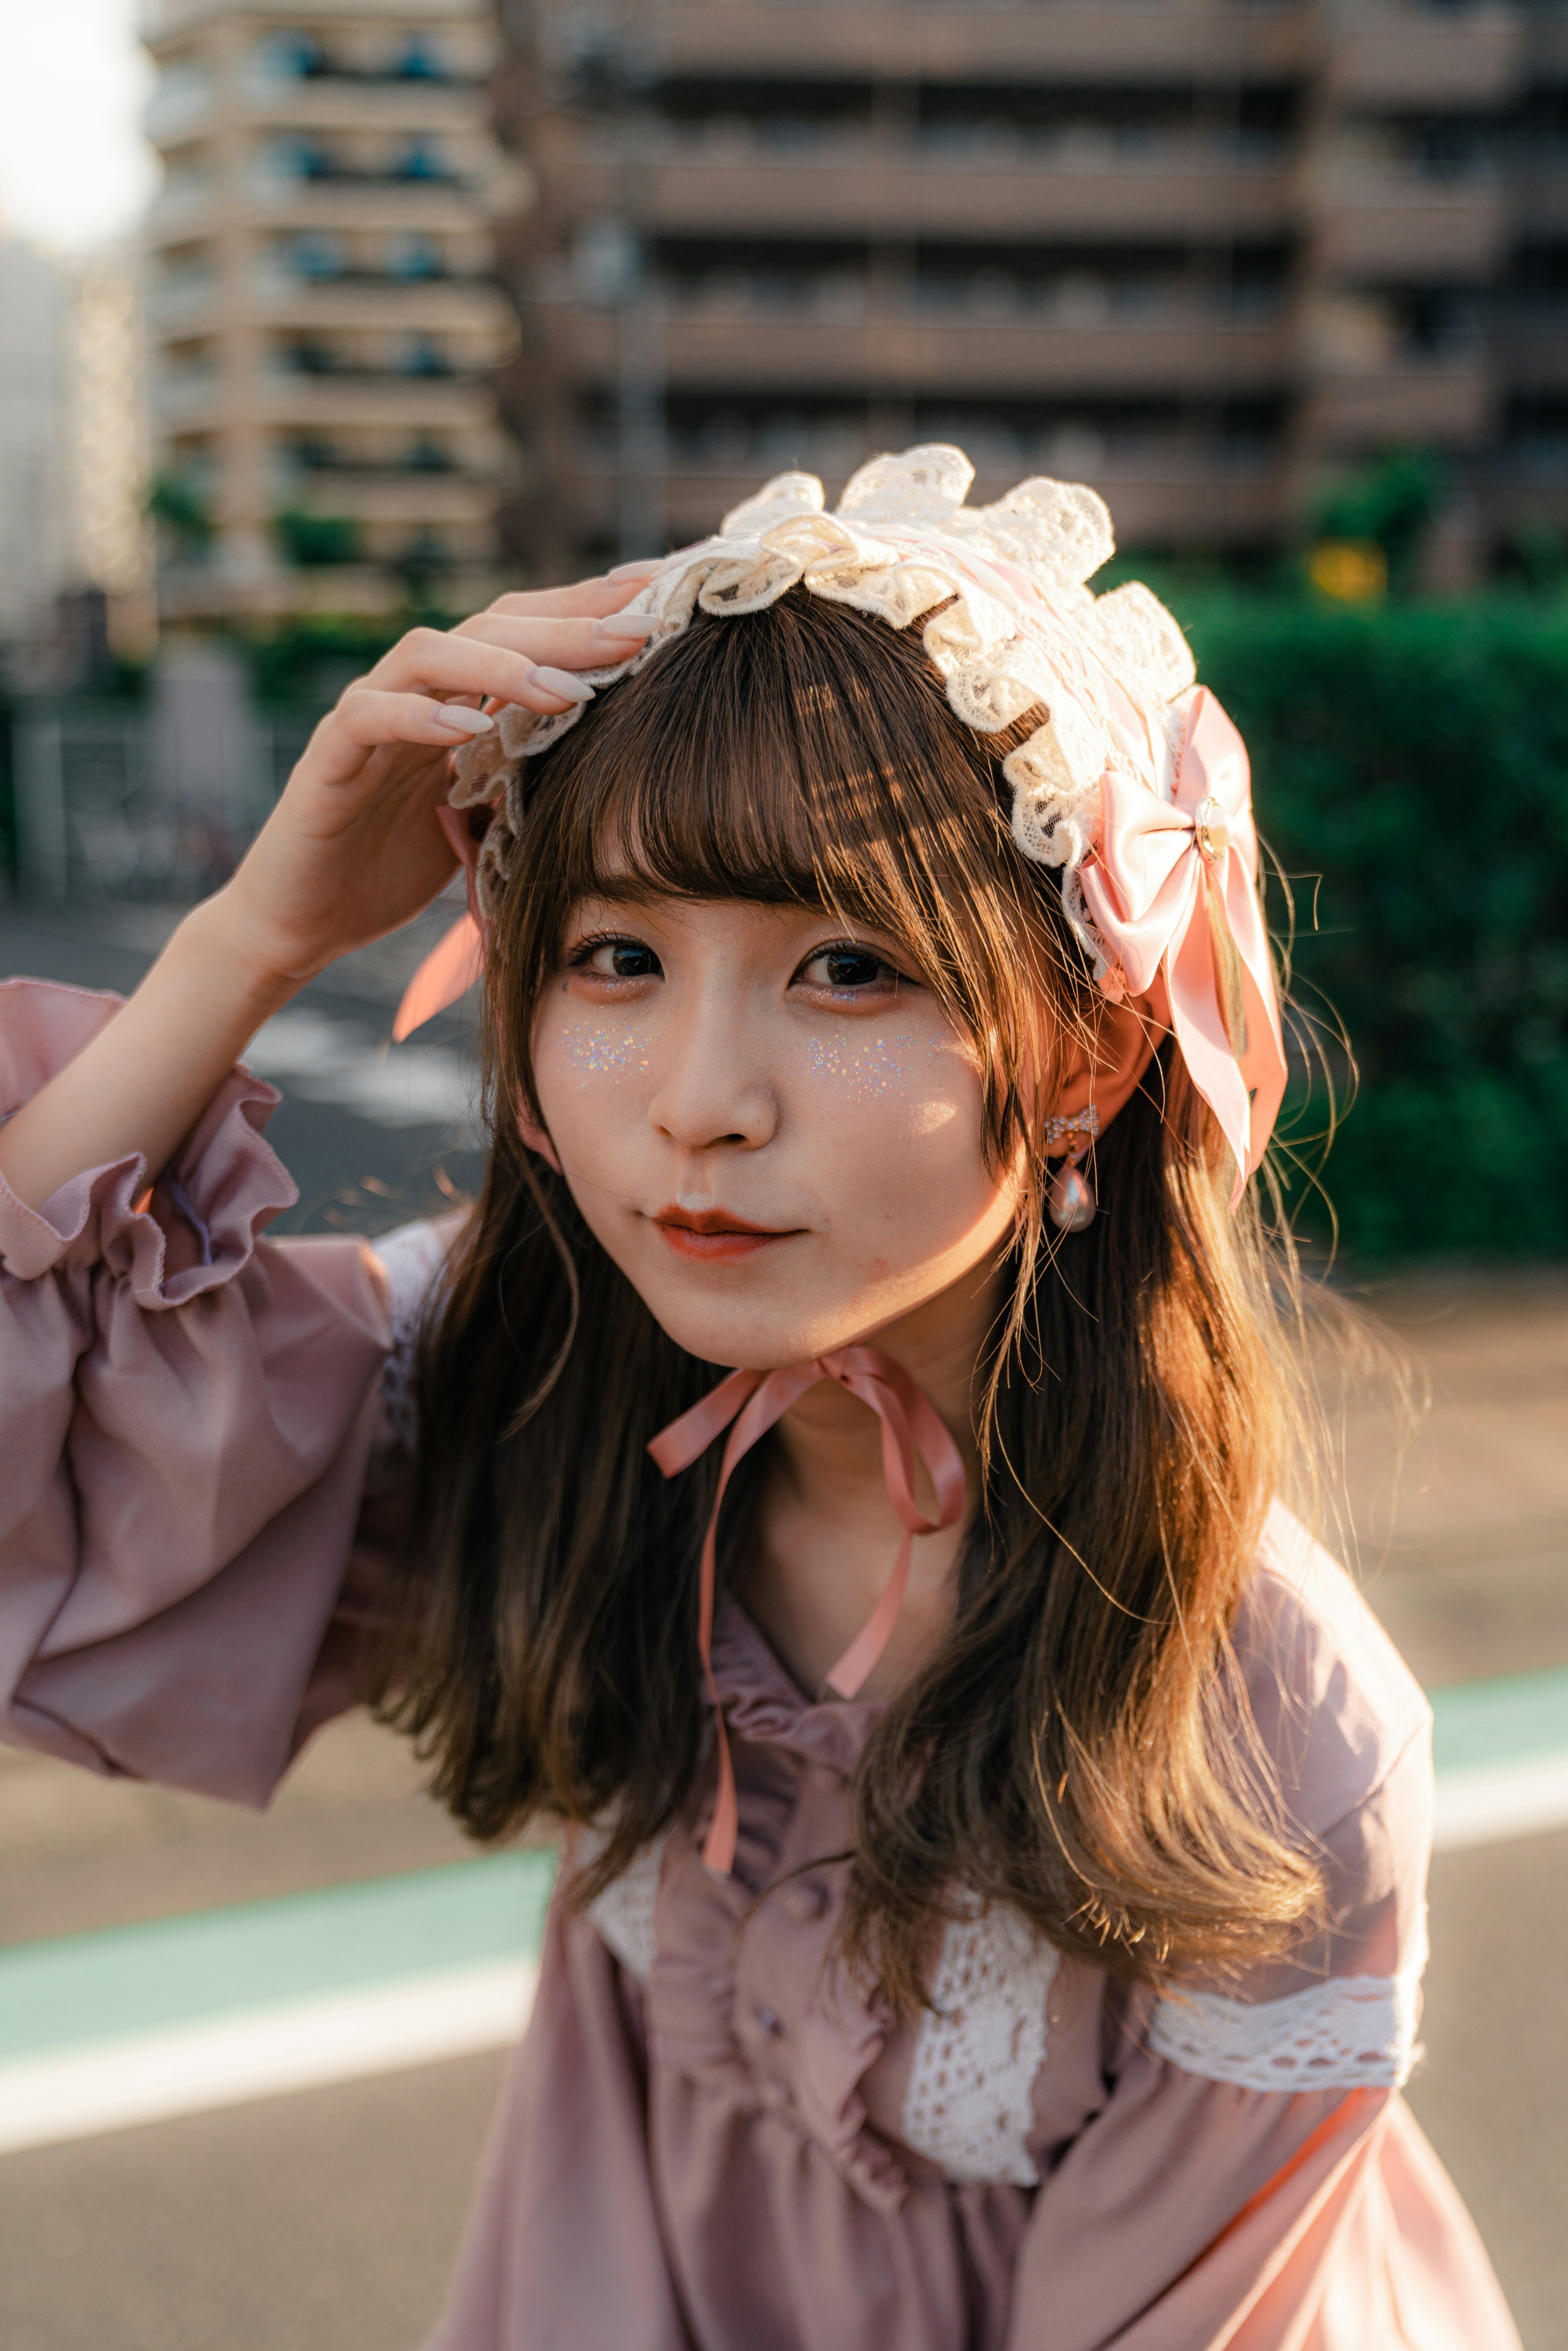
[71, 248, 158, 660]
[494, 0, 1568, 577]
[0, 241, 77, 647]
[140, 0, 522, 620]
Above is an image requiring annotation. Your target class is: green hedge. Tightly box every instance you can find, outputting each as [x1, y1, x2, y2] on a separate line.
[1169, 595, 1568, 1262]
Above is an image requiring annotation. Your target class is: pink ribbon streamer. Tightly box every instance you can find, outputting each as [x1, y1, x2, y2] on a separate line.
[392, 804, 490, 1043]
[648, 1348, 968, 1876]
[1077, 687, 1288, 1207]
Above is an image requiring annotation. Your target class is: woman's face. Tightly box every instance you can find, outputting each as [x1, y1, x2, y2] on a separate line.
[530, 887, 1024, 1370]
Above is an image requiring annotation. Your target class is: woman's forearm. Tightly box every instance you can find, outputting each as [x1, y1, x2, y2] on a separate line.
[0, 891, 300, 1210]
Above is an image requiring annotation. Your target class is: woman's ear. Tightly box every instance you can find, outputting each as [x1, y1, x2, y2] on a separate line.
[517, 1102, 564, 1176]
[1049, 994, 1163, 1139]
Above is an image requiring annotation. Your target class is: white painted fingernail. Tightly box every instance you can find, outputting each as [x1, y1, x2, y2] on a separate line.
[434, 707, 495, 735]
[592, 615, 657, 643]
[528, 664, 595, 703]
[608, 557, 663, 579]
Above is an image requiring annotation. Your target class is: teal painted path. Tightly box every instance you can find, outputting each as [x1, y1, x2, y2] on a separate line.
[0, 1851, 556, 2069]
[1429, 1665, 1568, 1775]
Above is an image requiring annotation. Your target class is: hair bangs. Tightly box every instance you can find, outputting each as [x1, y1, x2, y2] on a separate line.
[512, 587, 1054, 1021]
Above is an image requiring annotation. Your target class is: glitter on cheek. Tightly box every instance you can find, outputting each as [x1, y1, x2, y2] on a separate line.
[561, 1023, 651, 1085]
[805, 1033, 949, 1098]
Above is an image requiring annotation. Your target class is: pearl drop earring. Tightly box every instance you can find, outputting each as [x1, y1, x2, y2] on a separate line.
[1045, 1107, 1099, 1233]
[1048, 1158, 1096, 1232]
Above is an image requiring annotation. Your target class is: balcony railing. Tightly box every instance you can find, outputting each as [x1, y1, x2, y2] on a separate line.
[260, 154, 470, 192]
[566, 444, 1286, 551]
[628, 426, 1280, 481]
[665, 276, 1285, 325]
[275, 358, 480, 384]
[289, 462, 473, 481]
[545, 136, 1293, 241]
[280, 265, 488, 287]
[1308, 163, 1509, 281]
[256, 370, 496, 421]
[142, 0, 493, 40]
[543, 283, 1291, 398]
[146, 270, 217, 325]
[254, 51, 483, 92]
[1304, 357, 1494, 452]
[593, 121, 1287, 176]
[150, 366, 222, 416]
[1329, 6, 1525, 112]
[609, 2, 1319, 94]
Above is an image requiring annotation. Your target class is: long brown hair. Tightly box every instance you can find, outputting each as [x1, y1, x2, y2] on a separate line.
[375, 586, 1321, 2004]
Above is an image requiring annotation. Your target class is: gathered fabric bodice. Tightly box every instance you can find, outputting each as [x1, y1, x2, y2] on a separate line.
[579, 1598, 1106, 2213]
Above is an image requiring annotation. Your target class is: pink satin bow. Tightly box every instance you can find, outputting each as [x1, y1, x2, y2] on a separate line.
[647, 1348, 968, 1877]
[1077, 688, 1287, 1206]
[392, 805, 488, 1043]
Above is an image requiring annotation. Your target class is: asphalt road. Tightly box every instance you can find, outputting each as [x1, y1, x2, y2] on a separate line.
[2, 898, 1566, 2351]
[0, 900, 487, 1234]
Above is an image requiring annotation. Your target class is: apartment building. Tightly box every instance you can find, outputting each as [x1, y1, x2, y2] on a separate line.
[140, 0, 520, 620]
[494, 0, 1568, 576]
[0, 241, 76, 645]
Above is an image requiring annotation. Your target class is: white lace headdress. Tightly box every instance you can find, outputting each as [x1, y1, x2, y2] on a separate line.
[420, 443, 1287, 1196]
[449, 443, 1193, 986]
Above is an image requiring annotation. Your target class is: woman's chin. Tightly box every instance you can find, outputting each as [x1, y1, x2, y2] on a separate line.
[638, 1284, 861, 1376]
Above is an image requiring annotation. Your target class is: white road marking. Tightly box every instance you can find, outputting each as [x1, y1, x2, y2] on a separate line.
[0, 1960, 537, 2156]
[243, 1007, 478, 1134]
[1431, 1751, 1568, 1852]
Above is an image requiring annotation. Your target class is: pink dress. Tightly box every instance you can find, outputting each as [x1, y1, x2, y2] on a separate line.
[0, 979, 1521, 2351]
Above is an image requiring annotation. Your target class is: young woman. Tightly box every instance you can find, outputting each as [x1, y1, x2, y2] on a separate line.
[0, 450, 1519, 2349]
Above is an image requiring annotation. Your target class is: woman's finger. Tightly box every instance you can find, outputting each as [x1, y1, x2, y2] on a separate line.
[449, 611, 661, 666]
[361, 629, 600, 712]
[482, 564, 662, 622]
[284, 691, 493, 797]
[330, 692, 499, 750]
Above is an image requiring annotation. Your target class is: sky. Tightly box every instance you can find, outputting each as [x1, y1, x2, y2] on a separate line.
[0, 0, 156, 251]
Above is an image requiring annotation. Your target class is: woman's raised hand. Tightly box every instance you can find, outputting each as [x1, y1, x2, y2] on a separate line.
[220, 569, 660, 990]
[0, 569, 660, 1211]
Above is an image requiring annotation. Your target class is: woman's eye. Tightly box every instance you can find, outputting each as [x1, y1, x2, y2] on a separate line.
[799, 944, 900, 992]
[577, 938, 662, 981]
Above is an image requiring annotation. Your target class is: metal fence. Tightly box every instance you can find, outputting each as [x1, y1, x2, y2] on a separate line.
[9, 699, 316, 905]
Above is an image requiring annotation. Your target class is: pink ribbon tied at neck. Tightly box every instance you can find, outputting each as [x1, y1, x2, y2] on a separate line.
[648, 1348, 969, 1878]
[1077, 686, 1288, 1208]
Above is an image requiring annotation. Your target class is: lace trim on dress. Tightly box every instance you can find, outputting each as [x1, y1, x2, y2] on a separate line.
[1146, 1969, 1423, 2093]
[372, 1217, 455, 1455]
[575, 1825, 673, 1983]
[900, 1904, 1059, 2188]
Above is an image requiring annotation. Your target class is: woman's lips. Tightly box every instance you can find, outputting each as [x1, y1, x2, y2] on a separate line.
[651, 1207, 800, 1263]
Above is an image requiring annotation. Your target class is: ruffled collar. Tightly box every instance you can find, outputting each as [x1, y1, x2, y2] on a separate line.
[708, 1597, 885, 1780]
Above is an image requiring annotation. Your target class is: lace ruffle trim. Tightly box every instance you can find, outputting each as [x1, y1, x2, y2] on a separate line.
[1146, 1970, 1423, 2093]
[372, 1217, 457, 1456]
[575, 1824, 672, 1982]
[448, 444, 1198, 994]
[900, 1903, 1059, 2189]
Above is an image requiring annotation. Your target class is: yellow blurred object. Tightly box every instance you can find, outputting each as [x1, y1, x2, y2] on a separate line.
[1307, 539, 1389, 603]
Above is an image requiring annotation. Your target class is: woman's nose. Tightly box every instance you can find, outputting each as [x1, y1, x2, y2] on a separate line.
[646, 999, 777, 1152]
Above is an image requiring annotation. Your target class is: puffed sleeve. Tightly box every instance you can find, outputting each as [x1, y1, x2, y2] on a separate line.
[1005, 1519, 1521, 2349]
[0, 977, 409, 1805]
